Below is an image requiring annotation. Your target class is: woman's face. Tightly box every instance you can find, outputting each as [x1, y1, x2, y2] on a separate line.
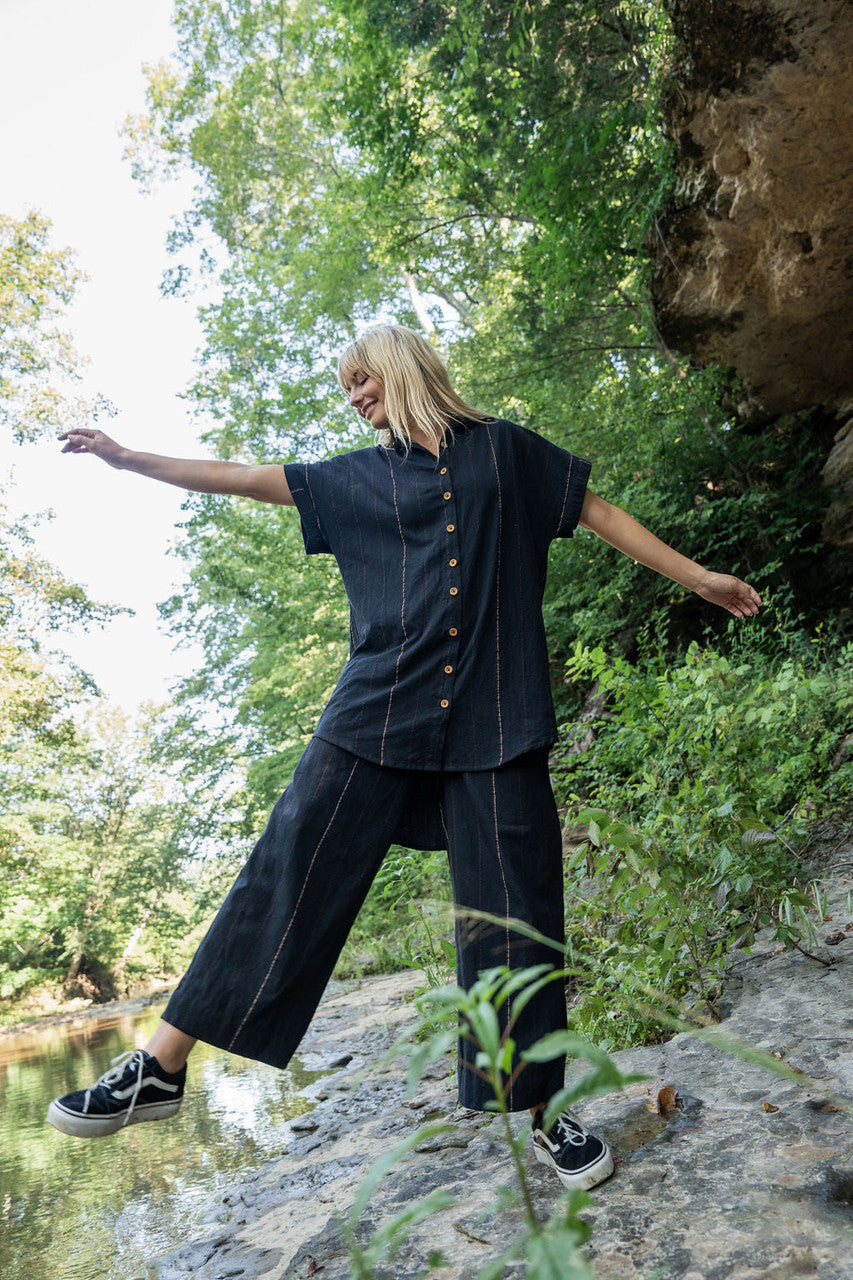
[345, 369, 388, 431]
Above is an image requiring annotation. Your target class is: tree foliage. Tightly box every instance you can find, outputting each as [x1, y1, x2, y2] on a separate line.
[553, 626, 853, 1045]
[0, 210, 204, 1011]
[0, 704, 209, 1005]
[0, 211, 112, 443]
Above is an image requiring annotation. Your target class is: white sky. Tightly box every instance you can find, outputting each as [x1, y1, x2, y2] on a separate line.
[0, 0, 211, 709]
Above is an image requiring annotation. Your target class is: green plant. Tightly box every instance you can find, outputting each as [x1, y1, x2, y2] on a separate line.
[341, 962, 647, 1279]
[550, 634, 853, 1046]
[335, 845, 453, 979]
[401, 899, 457, 993]
[342, 1122, 457, 1279]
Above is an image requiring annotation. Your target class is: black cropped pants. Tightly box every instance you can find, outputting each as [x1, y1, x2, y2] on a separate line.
[164, 736, 566, 1111]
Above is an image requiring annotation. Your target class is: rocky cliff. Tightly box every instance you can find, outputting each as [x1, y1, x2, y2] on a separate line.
[652, 0, 853, 551]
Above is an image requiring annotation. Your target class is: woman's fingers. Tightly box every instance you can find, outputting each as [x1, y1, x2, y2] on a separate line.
[60, 433, 89, 453]
[58, 429, 119, 459]
[60, 430, 92, 447]
[699, 572, 762, 616]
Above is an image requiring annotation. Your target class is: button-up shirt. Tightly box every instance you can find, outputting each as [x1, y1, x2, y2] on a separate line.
[284, 417, 590, 773]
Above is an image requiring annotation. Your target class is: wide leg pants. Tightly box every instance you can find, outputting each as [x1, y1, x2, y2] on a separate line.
[164, 737, 567, 1111]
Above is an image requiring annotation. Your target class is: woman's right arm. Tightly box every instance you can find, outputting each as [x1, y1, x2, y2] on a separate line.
[58, 429, 294, 506]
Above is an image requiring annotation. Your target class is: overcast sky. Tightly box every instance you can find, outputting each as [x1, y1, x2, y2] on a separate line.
[0, 0, 211, 708]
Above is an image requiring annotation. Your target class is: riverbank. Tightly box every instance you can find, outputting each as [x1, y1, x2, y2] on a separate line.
[147, 834, 853, 1280]
[0, 982, 179, 1039]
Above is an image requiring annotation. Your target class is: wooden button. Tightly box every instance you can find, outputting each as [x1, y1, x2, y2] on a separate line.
[444, 665, 453, 674]
[449, 558, 457, 567]
[440, 699, 450, 709]
[446, 523, 455, 532]
[440, 467, 447, 475]
[449, 587, 458, 596]
[449, 627, 458, 636]
[443, 491, 451, 500]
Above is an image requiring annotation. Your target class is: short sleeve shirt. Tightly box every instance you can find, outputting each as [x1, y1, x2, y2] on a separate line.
[283, 417, 590, 772]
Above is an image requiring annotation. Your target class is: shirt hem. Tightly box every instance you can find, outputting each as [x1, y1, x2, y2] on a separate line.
[313, 730, 558, 773]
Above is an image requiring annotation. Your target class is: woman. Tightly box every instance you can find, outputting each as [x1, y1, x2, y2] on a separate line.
[48, 325, 761, 1192]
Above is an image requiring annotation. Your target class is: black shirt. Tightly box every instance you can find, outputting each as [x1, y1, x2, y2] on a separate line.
[284, 417, 591, 772]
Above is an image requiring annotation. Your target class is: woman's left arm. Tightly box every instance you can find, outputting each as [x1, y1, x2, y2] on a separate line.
[579, 491, 762, 618]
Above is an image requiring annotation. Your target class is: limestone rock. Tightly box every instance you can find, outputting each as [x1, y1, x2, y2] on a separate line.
[822, 419, 853, 546]
[653, 0, 853, 426]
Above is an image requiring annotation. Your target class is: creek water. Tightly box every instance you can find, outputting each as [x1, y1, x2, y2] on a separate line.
[0, 999, 323, 1280]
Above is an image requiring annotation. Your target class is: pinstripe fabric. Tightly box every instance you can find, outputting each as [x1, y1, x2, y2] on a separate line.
[380, 451, 409, 764]
[485, 424, 505, 761]
[443, 746, 566, 1110]
[284, 418, 590, 774]
[225, 756, 360, 1050]
[163, 737, 565, 1112]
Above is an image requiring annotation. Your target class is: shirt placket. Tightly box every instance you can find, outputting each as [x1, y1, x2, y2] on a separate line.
[437, 448, 461, 725]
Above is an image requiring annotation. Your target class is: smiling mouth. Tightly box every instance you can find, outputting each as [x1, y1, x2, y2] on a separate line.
[362, 401, 377, 419]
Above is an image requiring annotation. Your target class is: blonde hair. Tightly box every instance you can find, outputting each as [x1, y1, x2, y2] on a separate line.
[337, 324, 490, 452]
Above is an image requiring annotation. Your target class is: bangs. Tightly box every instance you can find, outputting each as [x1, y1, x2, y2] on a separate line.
[337, 340, 374, 390]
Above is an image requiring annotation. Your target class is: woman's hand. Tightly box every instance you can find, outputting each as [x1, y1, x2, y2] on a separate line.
[59, 428, 127, 469]
[693, 570, 762, 618]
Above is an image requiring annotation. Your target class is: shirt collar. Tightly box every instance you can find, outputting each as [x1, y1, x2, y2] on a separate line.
[387, 417, 480, 457]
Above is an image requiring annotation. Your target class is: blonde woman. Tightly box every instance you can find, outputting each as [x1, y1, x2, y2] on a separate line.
[49, 325, 760, 1191]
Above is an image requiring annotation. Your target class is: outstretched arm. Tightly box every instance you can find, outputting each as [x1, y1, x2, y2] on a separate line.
[59, 428, 294, 506]
[579, 490, 761, 618]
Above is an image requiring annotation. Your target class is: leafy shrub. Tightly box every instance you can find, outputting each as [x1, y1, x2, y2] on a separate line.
[550, 631, 853, 1047]
[0, 965, 58, 1003]
[335, 844, 453, 979]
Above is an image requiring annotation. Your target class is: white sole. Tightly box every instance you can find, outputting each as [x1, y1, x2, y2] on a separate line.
[533, 1139, 615, 1191]
[46, 1098, 182, 1138]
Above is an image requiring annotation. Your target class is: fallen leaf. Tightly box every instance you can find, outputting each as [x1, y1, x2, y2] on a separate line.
[826, 1106, 844, 1113]
[763, 1101, 780, 1113]
[658, 1086, 680, 1114]
[291, 1118, 320, 1133]
[771, 1051, 783, 1060]
[307, 1259, 325, 1276]
[645, 1086, 680, 1115]
[825, 931, 846, 945]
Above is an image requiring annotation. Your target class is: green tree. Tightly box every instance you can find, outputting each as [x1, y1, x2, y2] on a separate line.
[0, 210, 112, 443]
[0, 209, 206, 1010]
[161, 491, 350, 828]
[0, 701, 217, 1004]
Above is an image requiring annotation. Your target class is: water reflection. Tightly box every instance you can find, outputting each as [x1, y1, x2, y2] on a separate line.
[0, 1002, 322, 1280]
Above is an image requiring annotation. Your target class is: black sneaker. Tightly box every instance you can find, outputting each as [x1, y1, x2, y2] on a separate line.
[47, 1049, 186, 1138]
[532, 1108, 614, 1191]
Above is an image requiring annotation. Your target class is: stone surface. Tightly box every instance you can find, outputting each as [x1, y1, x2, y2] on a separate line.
[652, 1, 853, 550]
[149, 839, 853, 1279]
[822, 420, 853, 547]
[653, 0, 853, 422]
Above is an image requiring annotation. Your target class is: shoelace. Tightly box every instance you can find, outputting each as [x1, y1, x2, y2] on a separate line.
[553, 1112, 588, 1147]
[83, 1048, 146, 1128]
